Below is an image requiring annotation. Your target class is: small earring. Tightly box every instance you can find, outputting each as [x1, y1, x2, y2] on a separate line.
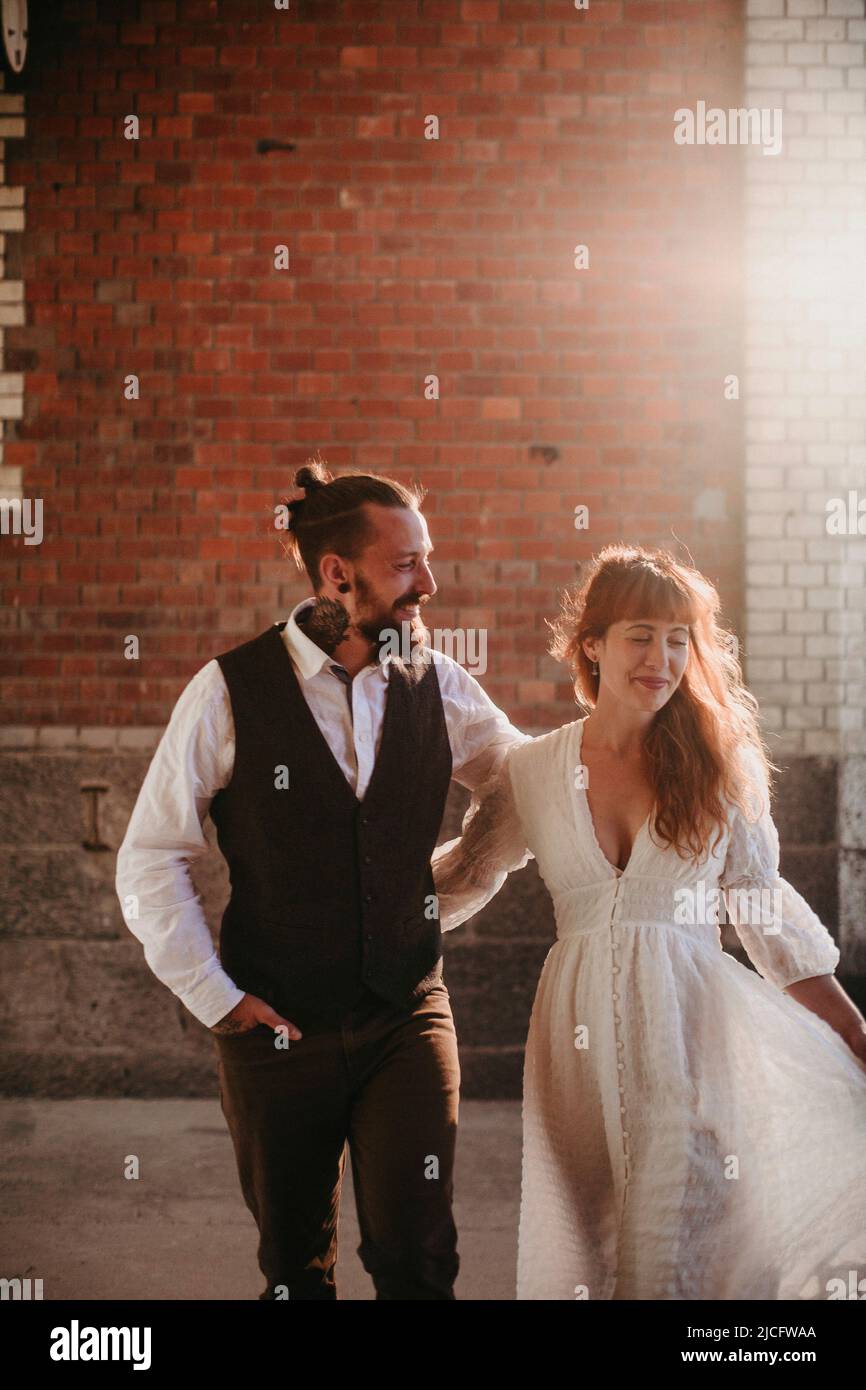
[591, 660, 599, 676]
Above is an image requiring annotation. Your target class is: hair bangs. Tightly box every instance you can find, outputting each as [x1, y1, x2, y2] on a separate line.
[608, 563, 699, 630]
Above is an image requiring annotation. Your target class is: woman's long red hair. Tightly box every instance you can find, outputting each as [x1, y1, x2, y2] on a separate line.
[547, 544, 773, 859]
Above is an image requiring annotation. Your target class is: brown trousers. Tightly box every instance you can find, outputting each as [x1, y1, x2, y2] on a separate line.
[213, 982, 461, 1300]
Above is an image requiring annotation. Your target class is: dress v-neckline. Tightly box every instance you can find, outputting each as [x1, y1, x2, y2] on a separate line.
[573, 718, 651, 879]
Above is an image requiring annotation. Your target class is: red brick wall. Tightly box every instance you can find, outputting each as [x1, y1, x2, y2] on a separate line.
[1, 0, 745, 730]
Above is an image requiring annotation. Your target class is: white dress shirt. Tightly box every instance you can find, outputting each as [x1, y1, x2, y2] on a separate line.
[115, 598, 532, 1028]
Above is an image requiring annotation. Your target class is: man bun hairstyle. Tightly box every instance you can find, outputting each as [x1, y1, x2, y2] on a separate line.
[293, 463, 328, 494]
[282, 451, 426, 590]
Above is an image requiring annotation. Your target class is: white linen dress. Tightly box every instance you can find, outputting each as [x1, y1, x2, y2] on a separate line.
[431, 717, 866, 1300]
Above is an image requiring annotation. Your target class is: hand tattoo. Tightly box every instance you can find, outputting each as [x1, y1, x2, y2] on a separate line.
[301, 595, 351, 655]
[211, 1016, 259, 1036]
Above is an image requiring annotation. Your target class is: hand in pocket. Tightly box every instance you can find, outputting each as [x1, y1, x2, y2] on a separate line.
[210, 992, 302, 1039]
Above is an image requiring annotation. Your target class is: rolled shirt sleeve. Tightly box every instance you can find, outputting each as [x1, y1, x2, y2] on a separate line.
[115, 662, 246, 1028]
[432, 750, 534, 933]
[435, 653, 533, 791]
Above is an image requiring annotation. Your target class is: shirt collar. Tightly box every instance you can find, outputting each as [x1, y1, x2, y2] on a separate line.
[281, 598, 392, 683]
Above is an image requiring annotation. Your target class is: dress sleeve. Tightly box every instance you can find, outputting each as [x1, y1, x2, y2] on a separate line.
[720, 756, 840, 991]
[431, 753, 534, 932]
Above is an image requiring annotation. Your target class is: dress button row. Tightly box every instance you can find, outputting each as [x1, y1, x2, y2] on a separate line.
[609, 907, 630, 1185]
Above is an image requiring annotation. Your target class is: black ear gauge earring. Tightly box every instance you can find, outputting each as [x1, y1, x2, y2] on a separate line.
[338, 582, 350, 593]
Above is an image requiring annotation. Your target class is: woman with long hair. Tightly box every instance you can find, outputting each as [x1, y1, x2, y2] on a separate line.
[432, 544, 866, 1300]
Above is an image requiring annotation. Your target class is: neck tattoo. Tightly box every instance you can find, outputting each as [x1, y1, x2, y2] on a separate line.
[301, 596, 351, 655]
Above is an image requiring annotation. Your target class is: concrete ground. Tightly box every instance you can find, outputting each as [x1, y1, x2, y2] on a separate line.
[0, 1098, 521, 1300]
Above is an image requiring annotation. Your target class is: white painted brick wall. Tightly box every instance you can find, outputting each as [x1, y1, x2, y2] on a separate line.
[745, 0, 866, 757]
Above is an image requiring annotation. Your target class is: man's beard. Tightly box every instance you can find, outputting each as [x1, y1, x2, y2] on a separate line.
[354, 575, 430, 663]
[301, 577, 430, 663]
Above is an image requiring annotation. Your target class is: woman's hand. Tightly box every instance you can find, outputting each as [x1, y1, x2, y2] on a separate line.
[783, 975, 866, 1074]
[844, 1021, 866, 1067]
